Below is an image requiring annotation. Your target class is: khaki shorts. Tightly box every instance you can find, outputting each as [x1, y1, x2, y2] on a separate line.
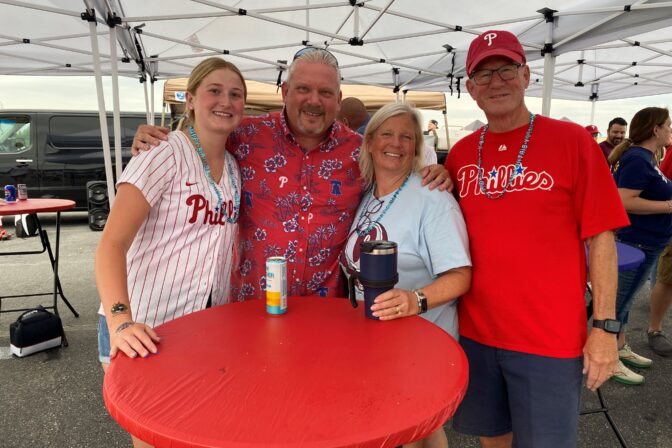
[657, 241, 672, 285]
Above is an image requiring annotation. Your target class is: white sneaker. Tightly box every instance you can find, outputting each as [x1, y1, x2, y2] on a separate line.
[611, 360, 644, 385]
[618, 344, 653, 369]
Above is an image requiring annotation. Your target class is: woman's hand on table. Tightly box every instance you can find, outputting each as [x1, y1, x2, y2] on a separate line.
[371, 289, 419, 320]
[109, 321, 161, 359]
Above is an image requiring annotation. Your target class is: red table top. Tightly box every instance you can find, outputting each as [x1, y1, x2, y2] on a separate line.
[104, 298, 468, 448]
[0, 198, 75, 215]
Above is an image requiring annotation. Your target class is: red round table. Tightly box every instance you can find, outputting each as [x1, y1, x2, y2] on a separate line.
[0, 198, 75, 215]
[104, 298, 468, 448]
[0, 198, 78, 317]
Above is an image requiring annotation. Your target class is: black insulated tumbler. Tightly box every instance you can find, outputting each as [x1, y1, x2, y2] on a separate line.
[358, 240, 399, 320]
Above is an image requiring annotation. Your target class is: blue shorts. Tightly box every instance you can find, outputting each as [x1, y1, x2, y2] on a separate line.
[97, 294, 213, 364]
[452, 337, 583, 448]
[97, 314, 110, 364]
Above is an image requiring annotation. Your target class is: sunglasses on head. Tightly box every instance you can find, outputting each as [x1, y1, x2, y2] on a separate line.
[292, 47, 339, 66]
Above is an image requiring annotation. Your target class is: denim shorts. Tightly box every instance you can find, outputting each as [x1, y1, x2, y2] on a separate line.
[615, 241, 665, 325]
[452, 337, 583, 448]
[97, 314, 111, 364]
[97, 295, 212, 364]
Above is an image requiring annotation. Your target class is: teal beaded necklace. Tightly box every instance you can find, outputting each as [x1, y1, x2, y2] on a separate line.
[188, 126, 240, 223]
[356, 173, 410, 236]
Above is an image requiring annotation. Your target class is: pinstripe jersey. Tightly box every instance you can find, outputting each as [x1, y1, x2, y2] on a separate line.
[98, 131, 239, 328]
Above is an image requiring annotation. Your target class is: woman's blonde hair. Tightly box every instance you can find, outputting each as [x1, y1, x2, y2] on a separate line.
[359, 102, 425, 187]
[608, 107, 669, 166]
[182, 57, 247, 129]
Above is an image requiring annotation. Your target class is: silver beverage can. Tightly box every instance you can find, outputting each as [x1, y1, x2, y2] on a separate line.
[266, 256, 287, 314]
[17, 184, 28, 200]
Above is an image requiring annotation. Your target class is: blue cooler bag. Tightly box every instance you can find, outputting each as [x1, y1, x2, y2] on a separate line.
[10, 306, 65, 357]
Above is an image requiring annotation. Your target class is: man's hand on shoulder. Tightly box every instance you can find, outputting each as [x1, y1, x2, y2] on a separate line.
[420, 164, 453, 192]
[131, 125, 170, 156]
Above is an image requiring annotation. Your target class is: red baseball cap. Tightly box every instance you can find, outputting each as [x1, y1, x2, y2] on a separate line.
[585, 124, 600, 134]
[466, 30, 526, 76]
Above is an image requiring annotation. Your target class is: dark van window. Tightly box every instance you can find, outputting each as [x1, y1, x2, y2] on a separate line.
[49, 115, 149, 148]
[49, 116, 112, 148]
[0, 115, 31, 154]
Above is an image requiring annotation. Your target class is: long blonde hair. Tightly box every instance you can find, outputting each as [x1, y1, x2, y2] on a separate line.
[608, 107, 669, 167]
[181, 57, 247, 129]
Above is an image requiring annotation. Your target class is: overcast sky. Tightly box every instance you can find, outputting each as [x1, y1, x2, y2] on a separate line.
[1, 75, 670, 136]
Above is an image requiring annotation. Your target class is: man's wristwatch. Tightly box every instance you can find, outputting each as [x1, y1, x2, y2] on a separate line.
[592, 319, 622, 334]
[413, 289, 428, 315]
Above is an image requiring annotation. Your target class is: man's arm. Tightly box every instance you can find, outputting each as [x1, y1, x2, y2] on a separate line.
[583, 230, 618, 391]
[131, 125, 170, 155]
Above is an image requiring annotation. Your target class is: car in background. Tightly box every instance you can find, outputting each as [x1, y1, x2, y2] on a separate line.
[0, 111, 156, 210]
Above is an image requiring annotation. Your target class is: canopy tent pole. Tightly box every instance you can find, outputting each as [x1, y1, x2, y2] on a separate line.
[540, 8, 556, 117]
[83, 8, 116, 206]
[109, 23, 123, 182]
[150, 79, 155, 123]
[161, 102, 167, 128]
[442, 94, 450, 150]
[589, 83, 599, 125]
[143, 79, 151, 124]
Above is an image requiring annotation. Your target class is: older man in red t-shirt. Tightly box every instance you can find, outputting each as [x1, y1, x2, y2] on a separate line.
[446, 30, 629, 448]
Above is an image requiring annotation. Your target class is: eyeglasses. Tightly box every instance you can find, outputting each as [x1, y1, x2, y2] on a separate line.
[470, 63, 522, 86]
[293, 47, 339, 67]
[354, 196, 384, 233]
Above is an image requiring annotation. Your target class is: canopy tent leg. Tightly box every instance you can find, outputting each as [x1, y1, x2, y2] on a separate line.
[590, 83, 599, 125]
[143, 79, 151, 124]
[84, 8, 116, 206]
[540, 9, 556, 117]
[442, 110, 450, 151]
[109, 24, 123, 182]
[150, 79, 156, 124]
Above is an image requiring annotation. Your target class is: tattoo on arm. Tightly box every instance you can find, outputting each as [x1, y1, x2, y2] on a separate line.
[115, 321, 134, 334]
[111, 302, 129, 316]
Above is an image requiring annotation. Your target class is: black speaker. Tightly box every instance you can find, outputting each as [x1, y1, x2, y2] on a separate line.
[86, 181, 109, 231]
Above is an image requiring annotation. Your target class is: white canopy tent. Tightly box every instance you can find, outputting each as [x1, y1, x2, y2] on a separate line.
[3, 0, 672, 202]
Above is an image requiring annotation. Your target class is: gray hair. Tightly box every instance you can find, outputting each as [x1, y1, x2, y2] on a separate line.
[286, 48, 341, 86]
[359, 102, 425, 187]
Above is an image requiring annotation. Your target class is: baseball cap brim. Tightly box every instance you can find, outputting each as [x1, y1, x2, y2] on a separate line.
[468, 49, 525, 76]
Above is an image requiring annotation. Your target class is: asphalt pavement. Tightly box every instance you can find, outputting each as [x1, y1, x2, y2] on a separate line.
[0, 213, 670, 448]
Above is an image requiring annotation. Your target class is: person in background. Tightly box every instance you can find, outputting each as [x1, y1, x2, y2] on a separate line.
[425, 119, 440, 152]
[131, 48, 450, 301]
[341, 102, 471, 448]
[585, 124, 600, 140]
[337, 96, 370, 134]
[96, 57, 246, 448]
[446, 30, 628, 448]
[648, 240, 672, 357]
[600, 117, 628, 161]
[338, 97, 438, 165]
[608, 107, 672, 384]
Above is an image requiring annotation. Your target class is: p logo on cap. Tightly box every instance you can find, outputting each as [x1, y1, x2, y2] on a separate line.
[483, 32, 498, 46]
[466, 30, 526, 76]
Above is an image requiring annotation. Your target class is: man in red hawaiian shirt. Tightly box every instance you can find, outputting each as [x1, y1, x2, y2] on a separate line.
[132, 49, 449, 300]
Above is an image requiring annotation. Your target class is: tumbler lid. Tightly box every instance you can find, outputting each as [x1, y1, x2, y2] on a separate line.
[360, 240, 397, 255]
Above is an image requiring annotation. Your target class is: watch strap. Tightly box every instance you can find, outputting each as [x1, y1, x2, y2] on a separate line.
[592, 319, 621, 334]
[413, 289, 428, 315]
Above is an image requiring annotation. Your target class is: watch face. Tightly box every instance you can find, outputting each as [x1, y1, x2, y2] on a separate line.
[604, 320, 621, 333]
